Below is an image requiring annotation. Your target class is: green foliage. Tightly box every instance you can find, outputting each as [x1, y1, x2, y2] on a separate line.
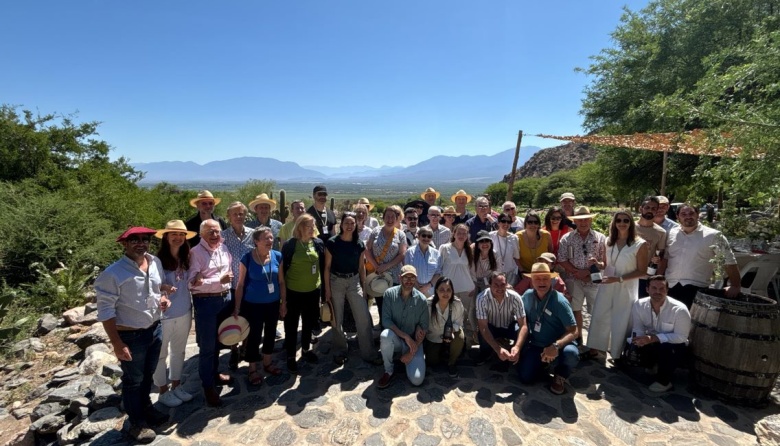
[26, 261, 99, 314]
[483, 183, 507, 207]
[0, 281, 30, 344]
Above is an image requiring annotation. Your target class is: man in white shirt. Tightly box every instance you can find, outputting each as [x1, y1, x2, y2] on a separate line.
[658, 203, 740, 308]
[630, 275, 691, 392]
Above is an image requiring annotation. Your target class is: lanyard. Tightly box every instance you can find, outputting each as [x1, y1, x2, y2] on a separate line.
[535, 293, 551, 324]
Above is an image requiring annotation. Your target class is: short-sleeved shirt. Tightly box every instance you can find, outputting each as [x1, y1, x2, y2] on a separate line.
[381, 286, 430, 336]
[660, 217, 679, 233]
[521, 288, 576, 348]
[557, 229, 607, 281]
[284, 240, 321, 292]
[426, 298, 465, 343]
[222, 225, 255, 289]
[307, 205, 337, 242]
[490, 231, 520, 275]
[326, 236, 365, 275]
[428, 225, 451, 249]
[517, 230, 552, 273]
[635, 222, 667, 264]
[476, 288, 525, 329]
[161, 268, 192, 320]
[240, 250, 282, 304]
[247, 218, 283, 250]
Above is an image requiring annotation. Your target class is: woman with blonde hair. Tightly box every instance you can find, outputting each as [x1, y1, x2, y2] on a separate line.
[365, 205, 408, 318]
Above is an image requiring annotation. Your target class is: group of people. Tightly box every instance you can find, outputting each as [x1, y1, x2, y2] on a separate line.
[94, 184, 740, 443]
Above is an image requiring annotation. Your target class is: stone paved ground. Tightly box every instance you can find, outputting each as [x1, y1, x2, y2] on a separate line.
[83, 308, 779, 446]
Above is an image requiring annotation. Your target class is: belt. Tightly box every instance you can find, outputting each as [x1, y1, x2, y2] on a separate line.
[116, 320, 160, 332]
[192, 291, 230, 298]
[332, 271, 358, 279]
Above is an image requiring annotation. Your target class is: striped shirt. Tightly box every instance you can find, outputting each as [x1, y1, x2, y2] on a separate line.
[221, 225, 254, 289]
[476, 288, 526, 329]
[427, 225, 451, 249]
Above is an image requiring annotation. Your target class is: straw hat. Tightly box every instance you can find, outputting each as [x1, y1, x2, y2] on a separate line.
[569, 206, 597, 220]
[218, 316, 250, 346]
[354, 197, 375, 211]
[248, 193, 277, 212]
[442, 205, 457, 216]
[365, 272, 393, 298]
[190, 190, 221, 208]
[522, 262, 560, 279]
[116, 226, 157, 242]
[420, 187, 441, 200]
[450, 190, 472, 203]
[155, 220, 196, 239]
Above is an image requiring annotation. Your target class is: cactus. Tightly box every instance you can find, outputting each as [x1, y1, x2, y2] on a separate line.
[330, 197, 335, 211]
[278, 190, 288, 222]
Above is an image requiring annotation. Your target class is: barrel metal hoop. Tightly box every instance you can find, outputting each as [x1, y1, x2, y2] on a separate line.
[694, 355, 780, 379]
[694, 300, 780, 319]
[691, 321, 780, 341]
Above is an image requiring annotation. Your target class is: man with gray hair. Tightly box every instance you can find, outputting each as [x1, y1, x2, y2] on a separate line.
[466, 196, 497, 243]
[404, 207, 420, 246]
[502, 201, 525, 232]
[424, 205, 451, 248]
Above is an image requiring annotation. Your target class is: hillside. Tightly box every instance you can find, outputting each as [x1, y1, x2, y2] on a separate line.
[501, 142, 597, 182]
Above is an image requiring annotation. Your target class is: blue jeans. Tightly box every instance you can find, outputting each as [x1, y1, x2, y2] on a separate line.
[380, 329, 425, 386]
[478, 323, 519, 359]
[193, 293, 231, 388]
[117, 322, 162, 426]
[518, 342, 579, 383]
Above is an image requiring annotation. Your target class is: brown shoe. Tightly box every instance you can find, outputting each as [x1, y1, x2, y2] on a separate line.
[550, 375, 566, 395]
[204, 387, 223, 407]
[377, 372, 394, 389]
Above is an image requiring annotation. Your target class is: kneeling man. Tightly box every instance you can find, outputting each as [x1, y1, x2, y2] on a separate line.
[475, 272, 526, 365]
[519, 263, 579, 395]
[629, 275, 691, 392]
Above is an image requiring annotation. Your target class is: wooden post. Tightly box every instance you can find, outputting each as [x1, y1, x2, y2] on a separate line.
[506, 130, 523, 202]
[660, 150, 668, 196]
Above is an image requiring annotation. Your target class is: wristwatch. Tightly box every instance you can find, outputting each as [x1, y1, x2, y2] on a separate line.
[552, 341, 560, 350]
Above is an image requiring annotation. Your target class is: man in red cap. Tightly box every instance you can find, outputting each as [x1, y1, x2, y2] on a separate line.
[95, 227, 171, 443]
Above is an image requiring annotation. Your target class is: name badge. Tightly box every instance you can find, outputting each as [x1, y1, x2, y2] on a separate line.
[267, 283, 275, 294]
[544, 308, 552, 316]
[483, 277, 489, 286]
[534, 321, 542, 332]
[322, 226, 329, 235]
[311, 265, 317, 275]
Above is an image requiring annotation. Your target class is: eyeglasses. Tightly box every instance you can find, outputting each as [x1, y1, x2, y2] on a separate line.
[615, 218, 631, 224]
[428, 214, 441, 218]
[406, 217, 418, 221]
[127, 237, 151, 244]
[499, 220, 511, 224]
[316, 192, 328, 197]
[443, 214, 455, 218]
[526, 220, 540, 225]
[419, 234, 432, 239]
[477, 204, 490, 208]
[503, 207, 516, 211]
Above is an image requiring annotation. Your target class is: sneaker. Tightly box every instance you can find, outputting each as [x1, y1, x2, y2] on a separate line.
[377, 372, 394, 389]
[550, 375, 566, 395]
[302, 350, 318, 364]
[448, 365, 459, 378]
[128, 424, 156, 444]
[144, 406, 169, 426]
[157, 391, 182, 408]
[287, 357, 299, 374]
[172, 386, 194, 403]
[649, 381, 673, 393]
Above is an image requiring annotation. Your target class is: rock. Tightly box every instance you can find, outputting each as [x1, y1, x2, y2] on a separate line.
[84, 302, 97, 314]
[12, 406, 33, 420]
[35, 314, 59, 337]
[29, 413, 68, 435]
[31, 402, 67, 422]
[266, 422, 297, 446]
[88, 381, 120, 410]
[102, 363, 123, 379]
[757, 414, 780, 446]
[74, 324, 108, 350]
[329, 417, 361, 445]
[5, 378, 30, 390]
[467, 418, 496, 446]
[11, 338, 45, 358]
[62, 307, 86, 326]
[85, 343, 111, 357]
[49, 367, 80, 387]
[79, 311, 99, 326]
[412, 434, 441, 446]
[68, 397, 90, 416]
[26, 384, 51, 402]
[44, 382, 87, 404]
[292, 408, 334, 429]
[78, 407, 124, 437]
[79, 351, 116, 375]
[57, 422, 81, 445]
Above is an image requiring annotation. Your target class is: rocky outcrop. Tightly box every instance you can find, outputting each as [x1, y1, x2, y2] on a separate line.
[502, 142, 598, 182]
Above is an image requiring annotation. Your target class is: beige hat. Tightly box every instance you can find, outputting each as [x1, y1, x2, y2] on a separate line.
[442, 205, 457, 216]
[400, 265, 418, 277]
[559, 192, 576, 202]
[155, 220, 197, 239]
[569, 206, 597, 220]
[536, 252, 557, 264]
[450, 190, 472, 203]
[190, 190, 221, 208]
[522, 262, 560, 279]
[420, 187, 441, 200]
[218, 316, 250, 346]
[248, 193, 277, 212]
[354, 197, 375, 211]
[366, 272, 393, 298]
[657, 196, 670, 204]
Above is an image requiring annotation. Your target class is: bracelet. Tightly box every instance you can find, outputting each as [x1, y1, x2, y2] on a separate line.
[619, 276, 624, 283]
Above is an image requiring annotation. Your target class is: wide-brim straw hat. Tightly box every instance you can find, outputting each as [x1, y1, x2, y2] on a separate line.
[354, 197, 375, 211]
[155, 220, 197, 239]
[365, 272, 393, 298]
[420, 187, 441, 200]
[442, 206, 457, 215]
[248, 193, 277, 211]
[522, 262, 560, 279]
[218, 316, 250, 346]
[450, 189, 472, 203]
[569, 206, 597, 220]
[190, 190, 221, 208]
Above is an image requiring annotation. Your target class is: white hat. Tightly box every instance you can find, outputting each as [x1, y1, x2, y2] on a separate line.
[218, 316, 250, 346]
[365, 272, 393, 298]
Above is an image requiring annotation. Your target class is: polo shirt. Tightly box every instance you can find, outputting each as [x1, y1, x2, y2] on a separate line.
[521, 288, 576, 348]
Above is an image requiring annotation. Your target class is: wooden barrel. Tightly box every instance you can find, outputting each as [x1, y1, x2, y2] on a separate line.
[689, 289, 780, 406]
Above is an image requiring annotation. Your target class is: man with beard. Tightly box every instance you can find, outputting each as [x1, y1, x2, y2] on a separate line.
[307, 185, 336, 243]
[635, 196, 667, 297]
[658, 203, 740, 308]
[95, 227, 171, 443]
[559, 192, 577, 229]
[404, 207, 420, 246]
[654, 196, 680, 233]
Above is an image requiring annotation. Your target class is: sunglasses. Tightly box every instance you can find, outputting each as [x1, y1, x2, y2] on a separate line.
[419, 234, 432, 239]
[526, 220, 540, 225]
[615, 218, 631, 224]
[127, 237, 151, 244]
[406, 217, 418, 221]
[443, 214, 455, 218]
[499, 220, 512, 224]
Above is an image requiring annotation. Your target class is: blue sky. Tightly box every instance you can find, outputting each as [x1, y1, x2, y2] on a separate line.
[2, 1, 648, 167]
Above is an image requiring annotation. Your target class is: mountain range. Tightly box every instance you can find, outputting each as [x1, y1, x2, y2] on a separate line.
[133, 146, 542, 184]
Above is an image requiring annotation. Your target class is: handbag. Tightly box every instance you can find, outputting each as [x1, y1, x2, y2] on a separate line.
[366, 228, 397, 274]
[320, 301, 334, 323]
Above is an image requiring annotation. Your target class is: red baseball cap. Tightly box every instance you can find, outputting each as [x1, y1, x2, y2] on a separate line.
[116, 226, 157, 242]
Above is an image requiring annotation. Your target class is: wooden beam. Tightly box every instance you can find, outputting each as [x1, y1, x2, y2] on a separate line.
[506, 130, 523, 202]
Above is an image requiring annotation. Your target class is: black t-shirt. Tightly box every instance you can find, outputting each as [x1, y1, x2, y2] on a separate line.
[326, 236, 365, 275]
[307, 205, 336, 242]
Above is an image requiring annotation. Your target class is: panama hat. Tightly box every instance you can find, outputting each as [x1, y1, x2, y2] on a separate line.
[248, 193, 277, 211]
[569, 206, 597, 220]
[522, 262, 560, 279]
[116, 226, 157, 242]
[559, 192, 576, 202]
[155, 220, 196, 239]
[190, 190, 221, 208]
[218, 316, 250, 346]
[420, 187, 441, 200]
[354, 197, 375, 211]
[450, 190, 472, 203]
[365, 272, 393, 298]
[441, 206, 457, 216]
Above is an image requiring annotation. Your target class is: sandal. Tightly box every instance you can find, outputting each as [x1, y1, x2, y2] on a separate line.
[248, 370, 264, 386]
[263, 363, 282, 376]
